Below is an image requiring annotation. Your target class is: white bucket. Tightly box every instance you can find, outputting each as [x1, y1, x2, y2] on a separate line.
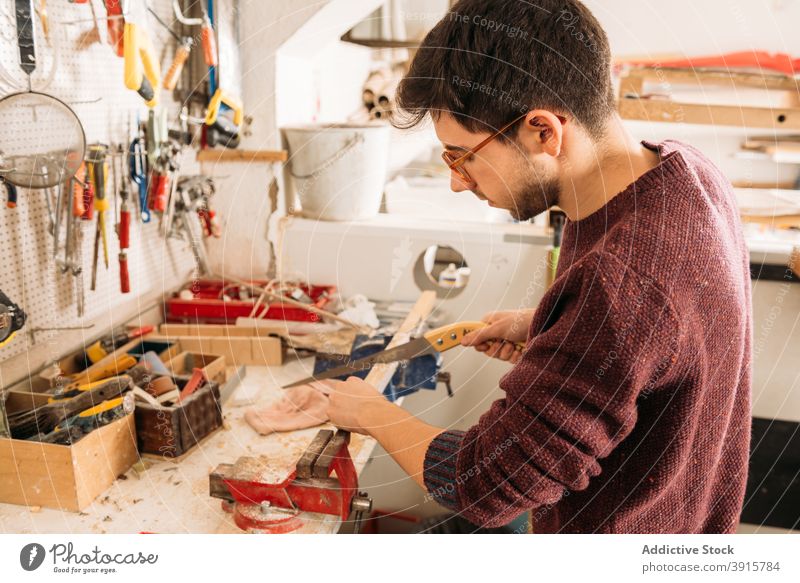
[283, 123, 391, 221]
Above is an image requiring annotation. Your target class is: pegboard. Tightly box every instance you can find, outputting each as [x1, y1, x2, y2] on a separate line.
[0, 0, 208, 365]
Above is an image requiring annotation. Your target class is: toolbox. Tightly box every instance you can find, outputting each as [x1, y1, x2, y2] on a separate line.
[0, 391, 138, 512]
[134, 375, 223, 459]
[164, 279, 336, 324]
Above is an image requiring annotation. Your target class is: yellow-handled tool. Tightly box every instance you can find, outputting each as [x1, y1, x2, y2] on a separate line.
[282, 321, 525, 388]
[123, 22, 161, 108]
[67, 353, 138, 389]
[204, 89, 243, 148]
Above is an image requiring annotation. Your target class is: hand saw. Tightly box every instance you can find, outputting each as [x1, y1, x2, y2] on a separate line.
[283, 320, 525, 389]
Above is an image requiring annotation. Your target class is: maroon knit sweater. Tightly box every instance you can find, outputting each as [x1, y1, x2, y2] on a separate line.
[423, 140, 752, 533]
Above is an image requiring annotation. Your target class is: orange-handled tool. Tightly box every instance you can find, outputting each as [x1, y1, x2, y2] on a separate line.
[163, 37, 193, 91]
[201, 13, 217, 67]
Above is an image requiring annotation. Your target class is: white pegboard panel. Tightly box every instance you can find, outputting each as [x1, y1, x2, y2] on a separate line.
[0, 0, 204, 364]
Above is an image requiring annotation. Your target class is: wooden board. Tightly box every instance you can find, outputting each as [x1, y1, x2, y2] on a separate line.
[160, 323, 283, 337]
[363, 291, 437, 391]
[618, 67, 800, 130]
[197, 149, 288, 163]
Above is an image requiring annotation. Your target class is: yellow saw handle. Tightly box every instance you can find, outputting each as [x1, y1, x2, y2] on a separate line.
[424, 320, 526, 352]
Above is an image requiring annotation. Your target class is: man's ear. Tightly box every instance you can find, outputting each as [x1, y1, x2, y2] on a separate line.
[524, 110, 564, 157]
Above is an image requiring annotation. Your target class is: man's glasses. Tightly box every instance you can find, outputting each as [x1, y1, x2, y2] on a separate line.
[442, 113, 566, 185]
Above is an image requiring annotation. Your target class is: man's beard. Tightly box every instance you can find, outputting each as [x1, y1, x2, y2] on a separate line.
[507, 161, 560, 221]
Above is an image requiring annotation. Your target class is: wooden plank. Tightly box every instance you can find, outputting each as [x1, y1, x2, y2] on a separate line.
[197, 149, 288, 163]
[74, 414, 138, 509]
[362, 291, 437, 393]
[624, 67, 800, 91]
[618, 98, 800, 130]
[740, 214, 800, 228]
[160, 323, 283, 338]
[250, 337, 283, 366]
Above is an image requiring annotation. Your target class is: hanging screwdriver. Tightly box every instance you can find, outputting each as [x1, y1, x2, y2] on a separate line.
[201, 11, 217, 67]
[163, 37, 193, 91]
[116, 145, 131, 294]
[145, 5, 193, 92]
[87, 145, 109, 291]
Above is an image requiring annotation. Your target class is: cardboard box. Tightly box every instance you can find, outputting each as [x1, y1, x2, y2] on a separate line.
[167, 351, 226, 384]
[0, 392, 138, 512]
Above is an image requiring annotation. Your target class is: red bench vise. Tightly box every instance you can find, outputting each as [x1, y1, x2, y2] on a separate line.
[209, 429, 372, 533]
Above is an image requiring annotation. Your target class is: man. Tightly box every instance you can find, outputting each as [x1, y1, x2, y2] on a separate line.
[321, 0, 752, 533]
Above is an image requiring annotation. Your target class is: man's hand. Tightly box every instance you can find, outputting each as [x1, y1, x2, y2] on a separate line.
[323, 376, 389, 435]
[322, 376, 443, 489]
[461, 309, 533, 363]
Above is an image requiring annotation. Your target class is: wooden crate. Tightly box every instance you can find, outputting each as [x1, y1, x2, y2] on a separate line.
[167, 351, 227, 384]
[156, 331, 282, 367]
[134, 380, 223, 458]
[0, 392, 138, 512]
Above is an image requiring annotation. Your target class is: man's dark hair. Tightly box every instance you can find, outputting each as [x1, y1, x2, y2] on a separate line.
[395, 0, 615, 139]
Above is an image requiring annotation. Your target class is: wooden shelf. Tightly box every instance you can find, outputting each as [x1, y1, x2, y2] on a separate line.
[618, 68, 800, 130]
[740, 214, 800, 229]
[197, 149, 288, 163]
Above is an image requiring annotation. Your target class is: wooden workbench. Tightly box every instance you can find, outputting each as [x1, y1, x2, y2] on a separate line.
[0, 359, 379, 534]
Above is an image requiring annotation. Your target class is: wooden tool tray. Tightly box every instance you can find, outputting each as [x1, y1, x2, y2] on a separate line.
[0, 391, 138, 512]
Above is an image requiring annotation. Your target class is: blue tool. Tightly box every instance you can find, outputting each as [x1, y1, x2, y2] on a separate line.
[312, 334, 447, 402]
[129, 136, 150, 223]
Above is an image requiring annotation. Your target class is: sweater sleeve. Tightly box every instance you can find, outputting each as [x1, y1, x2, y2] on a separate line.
[423, 251, 681, 528]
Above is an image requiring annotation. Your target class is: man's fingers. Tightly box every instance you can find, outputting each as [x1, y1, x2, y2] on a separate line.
[462, 324, 504, 347]
[499, 342, 516, 361]
[486, 341, 505, 359]
[310, 380, 335, 395]
[474, 342, 491, 352]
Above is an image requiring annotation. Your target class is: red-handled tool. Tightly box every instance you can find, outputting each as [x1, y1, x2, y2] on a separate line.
[178, 368, 207, 402]
[81, 180, 94, 221]
[150, 171, 168, 212]
[102, 0, 125, 57]
[116, 141, 132, 293]
[72, 163, 86, 217]
[118, 203, 130, 248]
[119, 251, 130, 293]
